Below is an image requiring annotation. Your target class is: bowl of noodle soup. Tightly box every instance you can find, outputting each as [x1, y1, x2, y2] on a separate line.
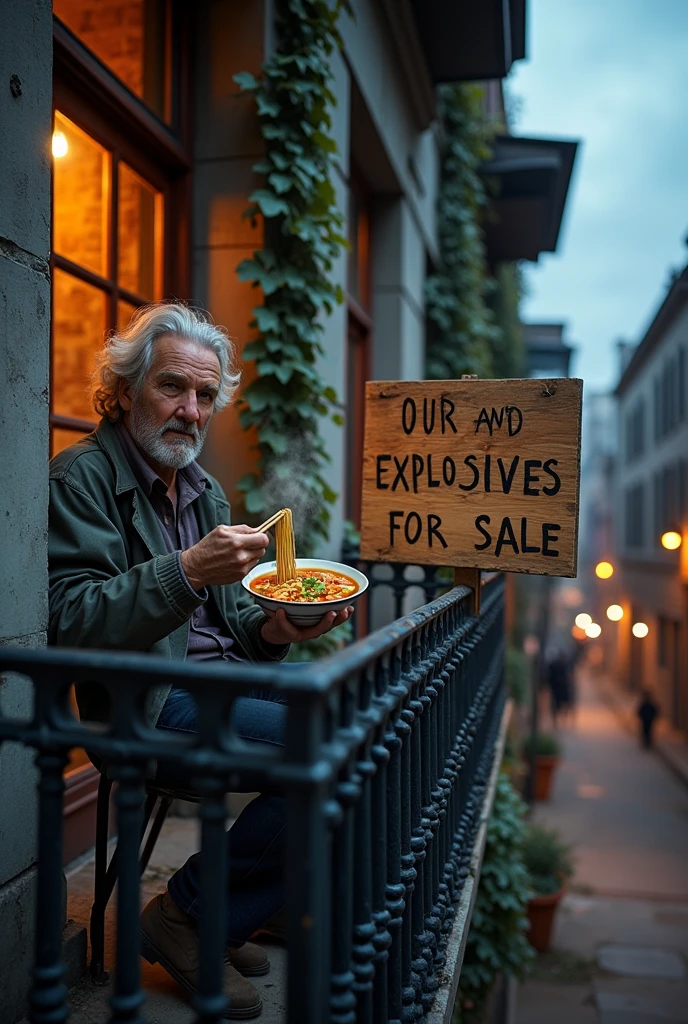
[242, 558, 369, 626]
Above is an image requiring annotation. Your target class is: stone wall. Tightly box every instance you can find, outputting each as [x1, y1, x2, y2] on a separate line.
[0, 2, 53, 1019]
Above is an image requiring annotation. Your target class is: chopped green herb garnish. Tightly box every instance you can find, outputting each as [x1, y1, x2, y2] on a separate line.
[301, 576, 326, 598]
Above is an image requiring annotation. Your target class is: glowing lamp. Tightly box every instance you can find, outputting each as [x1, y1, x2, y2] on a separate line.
[585, 623, 602, 639]
[661, 530, 682, 551]
[606, 604, 623, 622]
[595, 561, 614, 579]
[52, 131, 68, 158]
[571, 625, 587, 640]
[632, 622, 649, 638]
[575, 612, 592, 629]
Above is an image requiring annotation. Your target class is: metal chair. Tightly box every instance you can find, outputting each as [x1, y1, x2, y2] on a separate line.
[89, 772, 200, 984]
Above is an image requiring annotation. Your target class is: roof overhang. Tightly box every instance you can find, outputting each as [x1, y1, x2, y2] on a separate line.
[523, 323, 574, 378]
[410, 0, 527, 83]
[482, 135, 579, 262]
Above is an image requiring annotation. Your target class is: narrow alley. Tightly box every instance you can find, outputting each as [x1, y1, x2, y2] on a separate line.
[517, 669, 688, 1023]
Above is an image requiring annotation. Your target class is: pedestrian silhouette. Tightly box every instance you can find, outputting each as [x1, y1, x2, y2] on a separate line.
[548, 650, 572, 728]
[637, 690, 659, 749]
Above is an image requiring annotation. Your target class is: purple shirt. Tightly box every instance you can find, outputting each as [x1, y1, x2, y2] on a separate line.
[115, 422, 242, 662]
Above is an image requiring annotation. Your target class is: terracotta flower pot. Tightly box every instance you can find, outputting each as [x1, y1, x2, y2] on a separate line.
[526, 885, 566, 952]
[534, 754, 559, 801]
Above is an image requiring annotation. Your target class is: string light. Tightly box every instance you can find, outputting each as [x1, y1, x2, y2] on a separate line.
[595, 561, 614, 579]
[632, 622, 649, 638]
[585, 623, 602, 639]
[606, 604, 623, 621]
[661, 530, 682, 551]
[575, 613, 592, 629]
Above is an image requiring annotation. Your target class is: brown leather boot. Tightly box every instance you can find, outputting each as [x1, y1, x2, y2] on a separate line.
[227, 943, 270, 977]
[141, 892, 262, 1020]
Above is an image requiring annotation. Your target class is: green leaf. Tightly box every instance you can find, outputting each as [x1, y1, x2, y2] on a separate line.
[249, 190, 290, 218]
[244, 487, 268, 514]
[268, 173, 293, 195]
[233, 71, 258, 91]
[253, 307, 280, 332]
[236, 472, 260, 492]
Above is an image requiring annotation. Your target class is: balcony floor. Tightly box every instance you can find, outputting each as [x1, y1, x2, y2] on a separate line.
[60, 813, 288, 1023]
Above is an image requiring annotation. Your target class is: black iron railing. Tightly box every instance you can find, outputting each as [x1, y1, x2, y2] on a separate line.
[0, 575, 505, 1024]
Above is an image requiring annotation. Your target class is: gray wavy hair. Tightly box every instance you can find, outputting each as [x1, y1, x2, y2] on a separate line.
[92, 302, 241, 421]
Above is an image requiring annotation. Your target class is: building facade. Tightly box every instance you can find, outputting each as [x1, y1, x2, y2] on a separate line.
[612, 265, 688, 732]
[1, 1, 537, 1018]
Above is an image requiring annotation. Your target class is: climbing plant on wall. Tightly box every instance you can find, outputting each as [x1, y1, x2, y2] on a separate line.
[233, 0, 350, 553]
[426, 83, 524, 382]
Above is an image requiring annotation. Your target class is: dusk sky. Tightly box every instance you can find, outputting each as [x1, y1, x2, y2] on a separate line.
[509, 0, 688, 393]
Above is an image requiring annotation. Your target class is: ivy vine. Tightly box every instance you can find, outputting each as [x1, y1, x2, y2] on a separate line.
[454, 773, 534, 1023]
[426, 84, 524, 382]
[233, 0, 350, 553]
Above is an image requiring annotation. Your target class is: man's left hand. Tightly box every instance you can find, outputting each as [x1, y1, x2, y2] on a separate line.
[261, 606, 355, 645]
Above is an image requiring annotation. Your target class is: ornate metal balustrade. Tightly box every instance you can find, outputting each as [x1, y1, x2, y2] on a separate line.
[0, 575, 506, 1024]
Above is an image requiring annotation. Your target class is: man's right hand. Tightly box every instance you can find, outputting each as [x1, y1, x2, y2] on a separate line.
[180, 525, 269, 591]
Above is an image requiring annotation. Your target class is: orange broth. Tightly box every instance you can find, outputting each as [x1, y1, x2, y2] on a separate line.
[249, 568, 359, 603]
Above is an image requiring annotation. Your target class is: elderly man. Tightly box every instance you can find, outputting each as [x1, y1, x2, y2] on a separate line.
[49, 302, 352, 1019]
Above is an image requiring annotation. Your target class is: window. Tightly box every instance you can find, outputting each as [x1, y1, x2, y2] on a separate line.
[625, 397, 645, 463]
[51, 111, 164, 454]
[625, 482, 644, 549]
[654, 350, 685, 442]
[54, 0, 176, 124]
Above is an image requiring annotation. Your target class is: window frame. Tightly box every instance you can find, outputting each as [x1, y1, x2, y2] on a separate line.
[51, 16, 192, 449]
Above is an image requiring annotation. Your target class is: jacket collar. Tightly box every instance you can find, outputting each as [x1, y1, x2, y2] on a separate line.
[93, 417, 139, 495]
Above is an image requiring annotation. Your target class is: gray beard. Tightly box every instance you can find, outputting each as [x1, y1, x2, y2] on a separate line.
[128, 403, 210, 470]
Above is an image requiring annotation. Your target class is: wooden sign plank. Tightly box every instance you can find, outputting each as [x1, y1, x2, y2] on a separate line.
[360, 378, 582, 577]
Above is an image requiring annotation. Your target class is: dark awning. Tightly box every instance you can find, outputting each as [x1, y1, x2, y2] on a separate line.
[481, 135, 578, 262]
[410, 0, 526, 82]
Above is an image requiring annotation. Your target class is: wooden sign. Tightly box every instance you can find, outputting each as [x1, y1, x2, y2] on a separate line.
[360, 378, 582, 577]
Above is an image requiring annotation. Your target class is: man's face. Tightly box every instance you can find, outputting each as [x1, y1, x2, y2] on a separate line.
[121, 334, 222, 470]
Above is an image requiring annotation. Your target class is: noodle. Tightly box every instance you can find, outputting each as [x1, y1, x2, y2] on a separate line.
[275, 507, 297, 584]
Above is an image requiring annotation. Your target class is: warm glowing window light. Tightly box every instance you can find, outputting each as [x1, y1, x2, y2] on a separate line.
[595, 561, 614, 579]
[52, 131, 68, 158]
[661, 530, 682, 551]
[575, 613, 592, 629]
[632, 622, 649, 638]
[585, 623, 602, 639]
[606, 604, 624, 621]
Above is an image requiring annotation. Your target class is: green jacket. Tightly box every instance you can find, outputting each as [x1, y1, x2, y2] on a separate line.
[48, 418, 287, 726]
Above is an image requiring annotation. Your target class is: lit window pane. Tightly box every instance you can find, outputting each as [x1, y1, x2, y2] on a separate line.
[118, 162, 162, 300]
[53, 112, 109, 277]
[53, 268, 108, 421]
[117, 298, 140, 331]
[54, 0, 170, 121]
[51, 427, 89, 457]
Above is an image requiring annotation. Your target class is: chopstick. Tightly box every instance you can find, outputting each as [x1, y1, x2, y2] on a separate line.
[256, 508, 287, 533]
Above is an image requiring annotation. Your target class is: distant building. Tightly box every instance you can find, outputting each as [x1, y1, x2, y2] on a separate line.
[523, 322, 575, 377]
[579, 391, 617, 588]
[612, 264, 688, 731]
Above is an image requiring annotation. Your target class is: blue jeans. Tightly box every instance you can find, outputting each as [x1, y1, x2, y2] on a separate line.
[156, 687, 287, 946]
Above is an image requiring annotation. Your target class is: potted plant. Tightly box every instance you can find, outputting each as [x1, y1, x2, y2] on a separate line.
[522, 731, 561, 800]
[522, 823, 574, 952]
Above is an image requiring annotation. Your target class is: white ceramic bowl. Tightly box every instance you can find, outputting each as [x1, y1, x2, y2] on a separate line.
[242, 558, 369, 627]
